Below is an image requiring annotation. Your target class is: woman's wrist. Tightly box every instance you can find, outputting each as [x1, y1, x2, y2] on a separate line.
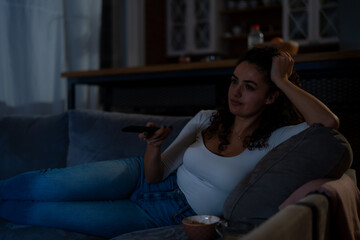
[147, 143, 162, 150]
[273, 77, 292, 91]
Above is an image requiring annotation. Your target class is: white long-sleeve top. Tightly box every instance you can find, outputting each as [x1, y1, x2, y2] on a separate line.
[161, 110, 308, 216]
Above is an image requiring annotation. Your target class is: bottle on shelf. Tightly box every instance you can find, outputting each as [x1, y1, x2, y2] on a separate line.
[247, 24, 264, 49]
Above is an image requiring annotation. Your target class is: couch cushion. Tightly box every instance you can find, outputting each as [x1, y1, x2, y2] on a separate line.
[67, 110, 191, 166]
[0, 218, 105, 240]
[0, 113, 68, 180]
[111, 224, 187, 240]
[223, 124, 353, 222]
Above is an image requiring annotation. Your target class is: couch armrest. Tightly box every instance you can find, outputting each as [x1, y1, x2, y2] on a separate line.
[345, 168, 357, 185]
[298, 194, 330, 240]
[242, 205, 312, 240]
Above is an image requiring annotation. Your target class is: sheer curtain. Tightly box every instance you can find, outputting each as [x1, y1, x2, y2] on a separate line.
[126, 0, 145, 67]
[0, 0, 102, 117]
[101, 0, 145, 68]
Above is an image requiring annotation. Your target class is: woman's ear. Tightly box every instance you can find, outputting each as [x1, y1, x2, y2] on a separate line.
[266, 90, 279, 105]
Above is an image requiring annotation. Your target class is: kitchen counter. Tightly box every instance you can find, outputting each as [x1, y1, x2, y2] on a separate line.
[61, 50, 360, 110]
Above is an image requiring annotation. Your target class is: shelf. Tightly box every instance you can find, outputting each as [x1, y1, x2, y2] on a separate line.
[221, 31, 282, 40]
[221, 34, 247, 40]
[219, 2, 283, 58]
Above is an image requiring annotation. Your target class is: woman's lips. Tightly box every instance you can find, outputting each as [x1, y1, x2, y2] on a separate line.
[230, 99, 242, 106]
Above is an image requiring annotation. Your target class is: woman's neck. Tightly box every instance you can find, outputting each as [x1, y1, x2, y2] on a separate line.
[232, 116, 260, 140]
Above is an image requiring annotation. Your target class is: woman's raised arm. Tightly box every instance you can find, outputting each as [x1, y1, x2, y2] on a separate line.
[271, 51, 340, 129]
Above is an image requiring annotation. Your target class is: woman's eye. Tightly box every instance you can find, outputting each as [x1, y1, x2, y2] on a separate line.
[245, 84, 255, 91]
[231, 77, 238, 84]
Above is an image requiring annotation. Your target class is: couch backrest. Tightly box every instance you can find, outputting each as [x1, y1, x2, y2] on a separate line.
[66, 110, 192, 166]
[0, 110, 192, 179]
[0, 113, 68, 180]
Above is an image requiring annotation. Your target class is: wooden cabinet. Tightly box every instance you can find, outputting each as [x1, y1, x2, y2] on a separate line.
[165, 0, 283, 59]
[166, 0, 221, 57]
[219, 1, 283, 58]
[282, 0, 339, 45]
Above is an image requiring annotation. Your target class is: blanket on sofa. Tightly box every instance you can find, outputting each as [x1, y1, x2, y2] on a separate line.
[280, 174, 360, 240]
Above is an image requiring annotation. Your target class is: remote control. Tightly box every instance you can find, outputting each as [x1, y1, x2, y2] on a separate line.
[122, 125, 160, 133]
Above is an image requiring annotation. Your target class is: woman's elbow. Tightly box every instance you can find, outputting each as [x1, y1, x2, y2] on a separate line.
[323, 115, 340, 130]
[308, 115, 340, 130]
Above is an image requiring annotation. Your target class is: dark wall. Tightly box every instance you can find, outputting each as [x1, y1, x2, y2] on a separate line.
[145, 0, 167, 65]
[339, 0, 360, 50]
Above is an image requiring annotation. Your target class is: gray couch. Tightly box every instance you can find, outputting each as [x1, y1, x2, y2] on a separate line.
[114, 169, 358, 240]
[0, 109, 355, 240]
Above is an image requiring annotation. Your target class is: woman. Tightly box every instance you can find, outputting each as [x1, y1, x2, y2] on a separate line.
[0, 47, 339, 238]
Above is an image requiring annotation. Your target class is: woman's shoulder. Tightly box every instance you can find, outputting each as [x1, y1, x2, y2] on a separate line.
[277, 121, 309, 132]
[196, 109, 217, 117]
[191, 109, 217, 127]
[193, 109, 216, 121]
[269, 122, 310, 146]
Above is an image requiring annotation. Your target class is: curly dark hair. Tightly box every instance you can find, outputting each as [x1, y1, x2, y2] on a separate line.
[204, 47, 304, 151]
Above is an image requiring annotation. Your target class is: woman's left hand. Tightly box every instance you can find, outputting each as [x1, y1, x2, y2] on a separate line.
[269, 51, 340, 129]
[270, 51, 294, 86]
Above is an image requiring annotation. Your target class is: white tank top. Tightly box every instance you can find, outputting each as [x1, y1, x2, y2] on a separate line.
[161, 110, 308, 216]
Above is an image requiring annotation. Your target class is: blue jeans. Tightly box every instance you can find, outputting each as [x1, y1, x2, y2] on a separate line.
[0, 157, 195, 238]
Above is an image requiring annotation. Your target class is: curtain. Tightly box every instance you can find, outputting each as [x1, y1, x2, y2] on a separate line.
[0, 0, 102, 117]
[63, 0, 102, 109]
[98, 0, 145, 111]
[126, 0, 145, 67]
[100, 0, 144, 69]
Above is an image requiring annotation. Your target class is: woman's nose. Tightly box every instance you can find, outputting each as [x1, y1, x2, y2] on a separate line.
[234, 85, 243, 96]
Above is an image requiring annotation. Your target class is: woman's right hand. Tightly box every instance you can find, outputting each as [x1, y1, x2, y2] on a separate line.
[138, 122, 172, 148]
[140, 122, 172, 183]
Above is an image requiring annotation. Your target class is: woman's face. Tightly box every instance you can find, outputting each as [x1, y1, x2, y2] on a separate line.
[228, 61, 276, 119]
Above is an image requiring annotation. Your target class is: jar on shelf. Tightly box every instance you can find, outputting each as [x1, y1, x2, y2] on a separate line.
[247, 24, 264, 49]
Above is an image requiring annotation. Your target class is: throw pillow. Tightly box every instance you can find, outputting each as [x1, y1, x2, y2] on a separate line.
[223, 124, 353, 222]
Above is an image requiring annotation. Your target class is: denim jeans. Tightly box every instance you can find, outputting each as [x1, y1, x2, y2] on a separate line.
[0, 157, 195, 238]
